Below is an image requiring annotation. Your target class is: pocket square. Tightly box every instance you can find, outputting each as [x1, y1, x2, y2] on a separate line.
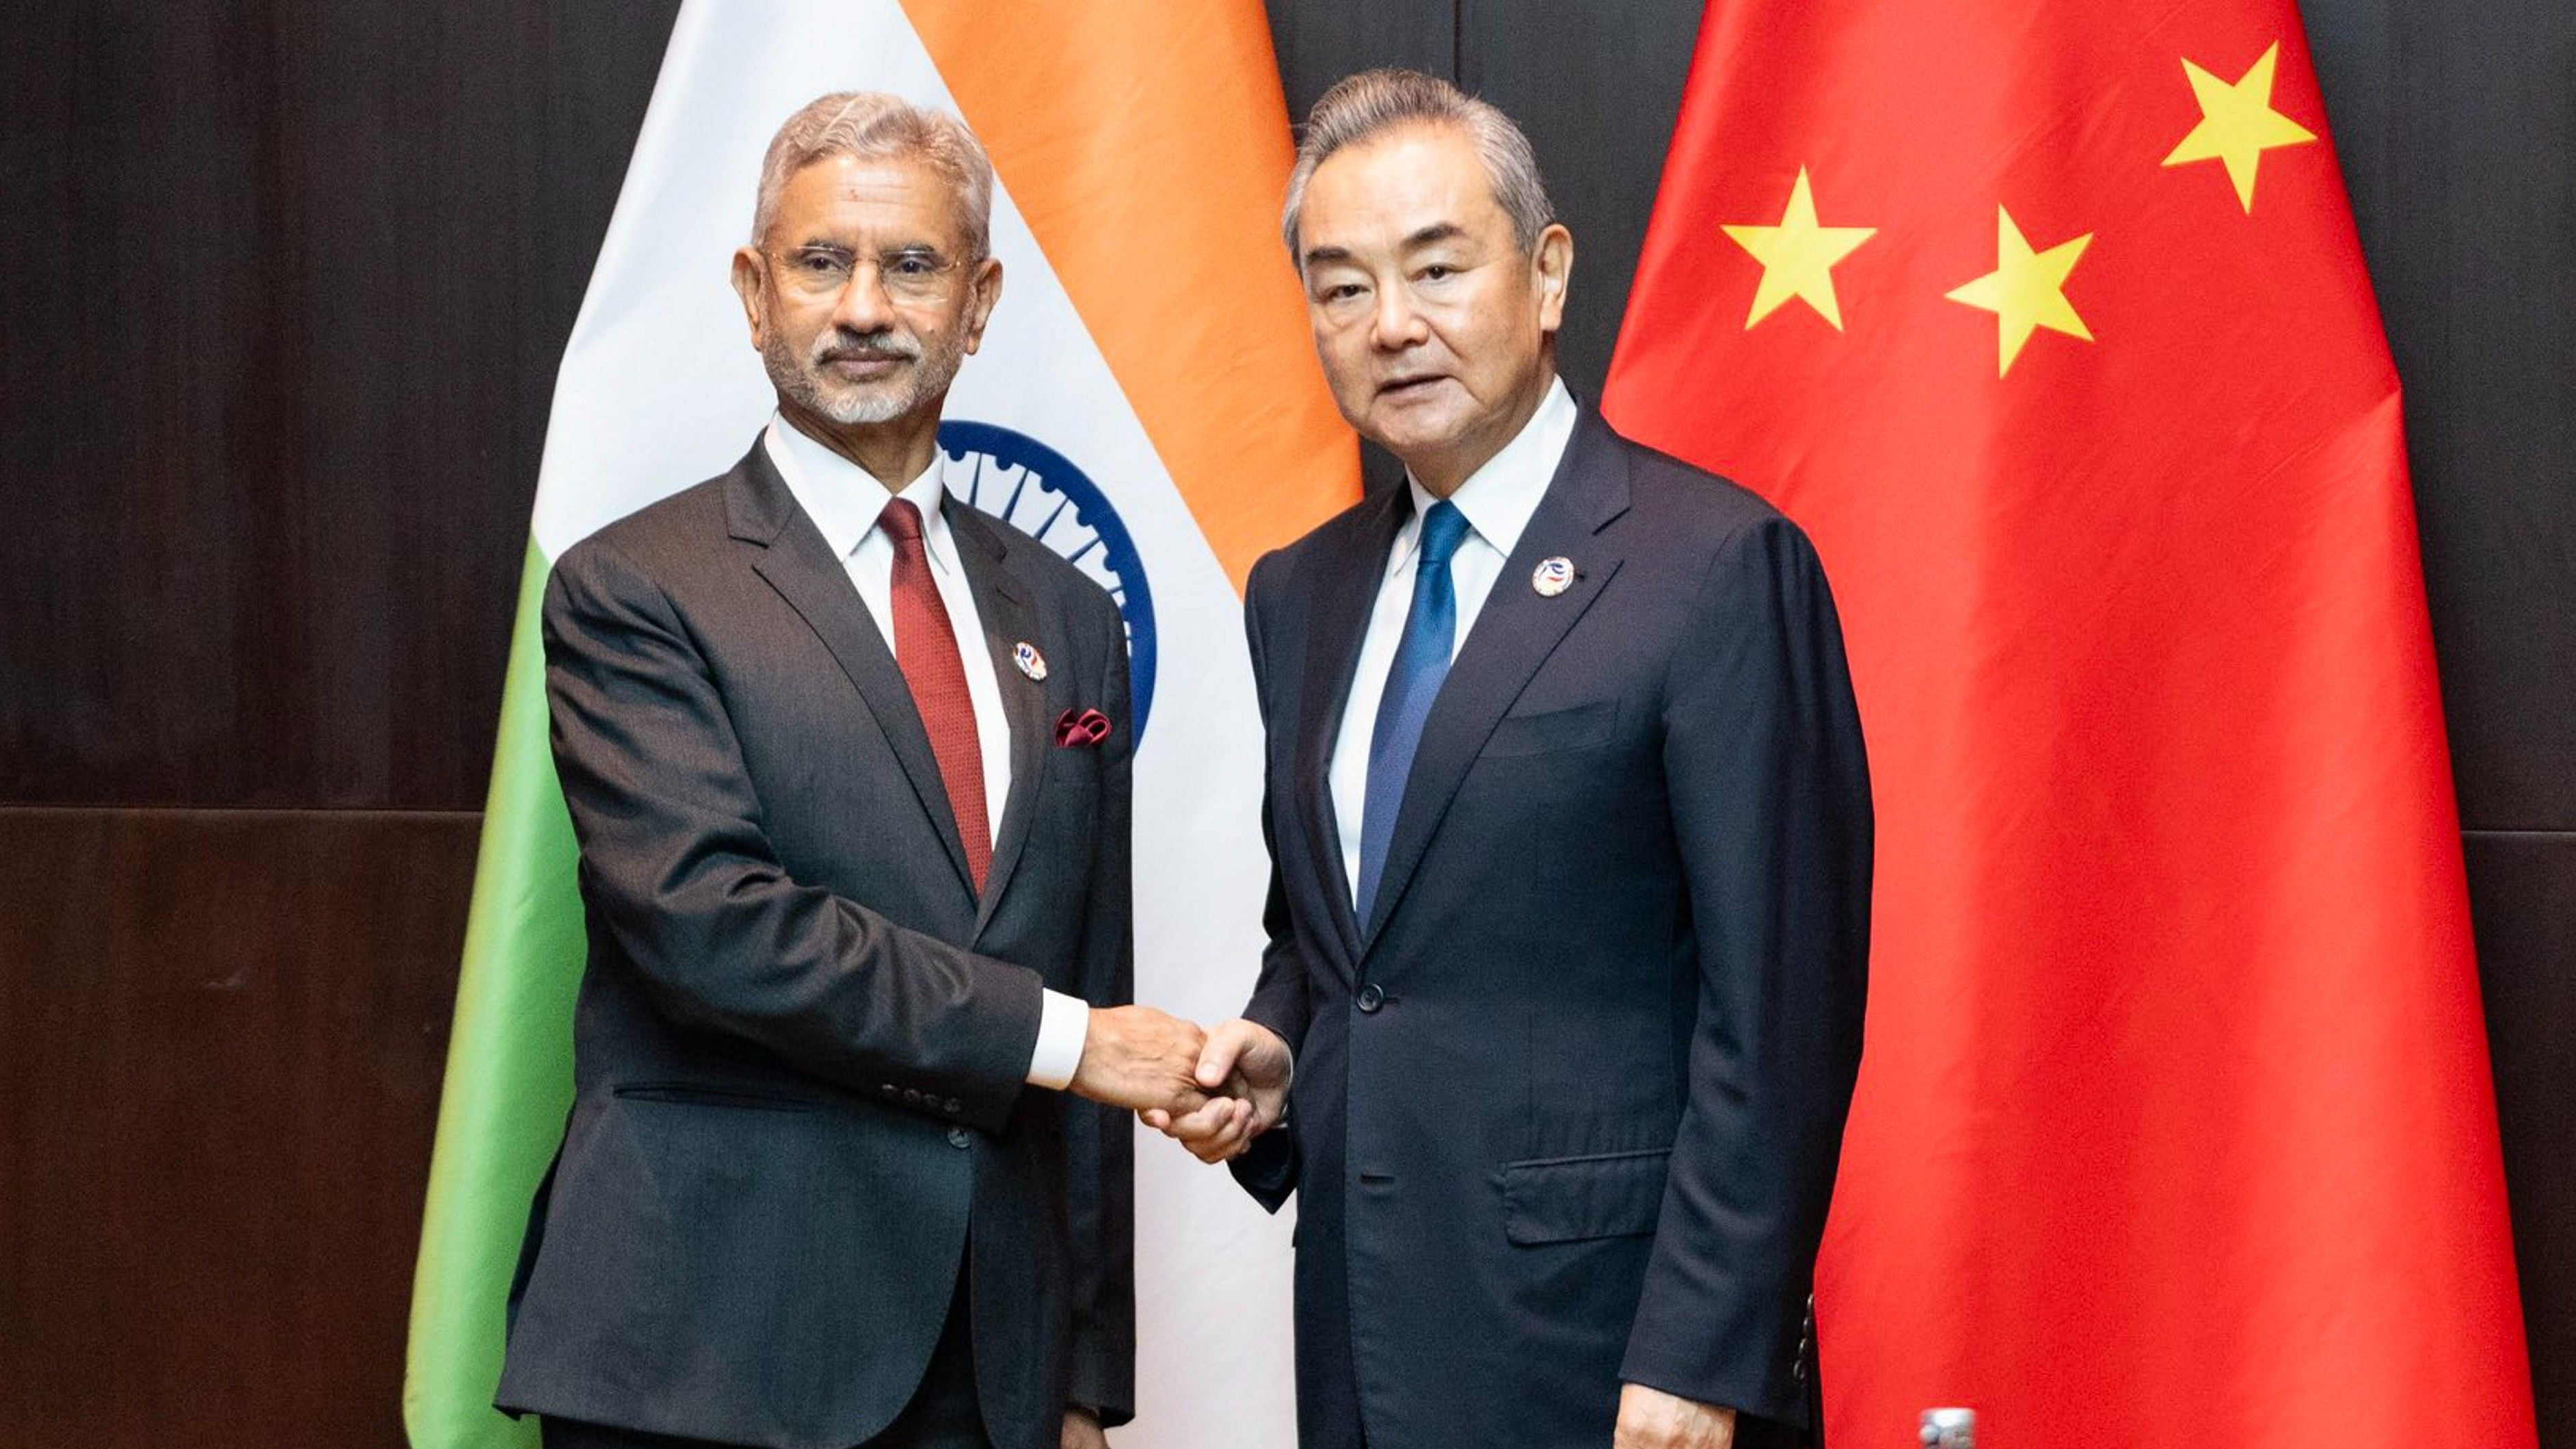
[1054, 707, 1113, 748]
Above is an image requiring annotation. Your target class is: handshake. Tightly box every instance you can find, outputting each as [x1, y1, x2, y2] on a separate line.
[1069, 1006, 1293, 1164]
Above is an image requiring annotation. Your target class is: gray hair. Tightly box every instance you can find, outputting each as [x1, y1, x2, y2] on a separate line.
[1280, 68, 1554, 262]
[750, 92, 995, 258]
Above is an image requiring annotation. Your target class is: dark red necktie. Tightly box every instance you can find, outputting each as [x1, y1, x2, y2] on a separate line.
[878, 498, 991, 892]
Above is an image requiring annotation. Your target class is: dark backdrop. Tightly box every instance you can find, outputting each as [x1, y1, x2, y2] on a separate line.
[1, 2, 2566, 1445]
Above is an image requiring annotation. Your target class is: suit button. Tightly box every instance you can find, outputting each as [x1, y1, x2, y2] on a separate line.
[945, 1098, 963, 1114]
[1356, 984, 1384, 1013]
[904, 1089, 922, 1105]
[947, 1126, 973, 1149]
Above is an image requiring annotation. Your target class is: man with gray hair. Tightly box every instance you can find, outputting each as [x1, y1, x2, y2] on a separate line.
[1151, 70, 1873, 1449]
[496, 92, 1210, 1449]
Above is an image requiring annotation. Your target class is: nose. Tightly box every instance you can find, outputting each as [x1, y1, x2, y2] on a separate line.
[1369, 285, 1428, 351]
[829, 260, 899, 336]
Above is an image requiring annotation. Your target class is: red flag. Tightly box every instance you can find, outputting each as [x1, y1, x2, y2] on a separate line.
[1603, 3, 2535, 1446]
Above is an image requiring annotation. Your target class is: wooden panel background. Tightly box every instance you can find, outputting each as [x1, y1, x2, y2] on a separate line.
[0, 2, 678, 1444]
[1, 0, 2567, 1443]
[0, 0, 677, 809]
[0, 810, 477, 1444]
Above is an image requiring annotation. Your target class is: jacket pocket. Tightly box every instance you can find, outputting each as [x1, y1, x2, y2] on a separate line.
[1499, 1146, 1672, 1245]
[1046, 731, 1108, 773]
[1481, 699, 1618, 758]
[611, 1081, 823, 1113]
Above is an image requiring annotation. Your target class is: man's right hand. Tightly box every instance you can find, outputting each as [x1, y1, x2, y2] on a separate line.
[1069, 1005, 1211, 1114]
[1142, 1018, 1291, 1163]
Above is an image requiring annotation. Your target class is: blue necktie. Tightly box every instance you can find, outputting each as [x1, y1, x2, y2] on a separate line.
[1356, 500, 1472, 925]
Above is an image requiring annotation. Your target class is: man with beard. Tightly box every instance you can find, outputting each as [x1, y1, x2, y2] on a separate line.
[495, 93, 1208, 1449]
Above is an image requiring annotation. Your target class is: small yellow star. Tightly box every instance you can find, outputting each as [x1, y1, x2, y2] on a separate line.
[1720, 168, 1877, 329]
[1944, 206, 2093, 377]
[2161, 42, 2318, 212]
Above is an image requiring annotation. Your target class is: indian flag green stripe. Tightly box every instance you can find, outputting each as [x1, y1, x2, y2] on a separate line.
[404, 541, 580, 1449]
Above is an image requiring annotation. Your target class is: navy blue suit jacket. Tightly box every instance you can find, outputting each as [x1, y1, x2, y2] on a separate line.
[1231, 411, 1870, 1449]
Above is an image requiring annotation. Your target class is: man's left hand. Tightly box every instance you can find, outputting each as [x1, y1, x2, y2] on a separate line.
[1061, 1406, 1108, 1449]
[1614, 1383, 1736, 1449]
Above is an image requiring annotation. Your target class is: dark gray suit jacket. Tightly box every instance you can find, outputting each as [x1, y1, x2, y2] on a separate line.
[1231, 411, 1870, 1449]
[496, 441, 1133, 1449]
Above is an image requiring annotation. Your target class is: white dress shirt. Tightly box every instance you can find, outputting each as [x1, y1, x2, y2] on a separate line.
[1329, 378, 1579, 904]
[764, 415, 1090, 1090]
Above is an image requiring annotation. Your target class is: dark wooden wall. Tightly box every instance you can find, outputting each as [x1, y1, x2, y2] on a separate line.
[0, 2, 680, 1443]
[2313, 7, 2576, 1443]
[0, 1, 2566, 1445]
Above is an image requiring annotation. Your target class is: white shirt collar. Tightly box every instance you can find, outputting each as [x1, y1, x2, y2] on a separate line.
[1401, 376, 1578, 561]
[764, 412, 954, 569]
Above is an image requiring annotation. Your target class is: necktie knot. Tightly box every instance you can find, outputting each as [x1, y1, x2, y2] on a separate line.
[1418, 500, 1471, 569]
[878, 497, 927, 547]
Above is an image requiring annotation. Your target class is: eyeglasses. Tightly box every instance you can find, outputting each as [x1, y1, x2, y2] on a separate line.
[768, 245, 970, 303]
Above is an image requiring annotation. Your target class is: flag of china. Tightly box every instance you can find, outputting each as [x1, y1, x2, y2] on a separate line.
[1603, 2, 2536, 1445]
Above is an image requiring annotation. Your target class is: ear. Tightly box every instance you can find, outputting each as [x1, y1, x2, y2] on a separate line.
[1531, 222, 1573, 336]
[961, 255, 1005, 356]
[730, 245, 770, 351]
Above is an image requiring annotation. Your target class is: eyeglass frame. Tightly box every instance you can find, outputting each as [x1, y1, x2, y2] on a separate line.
[762, 243, 982, 304]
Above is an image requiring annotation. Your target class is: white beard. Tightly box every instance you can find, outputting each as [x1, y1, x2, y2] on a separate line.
[766, 326, 967, 426]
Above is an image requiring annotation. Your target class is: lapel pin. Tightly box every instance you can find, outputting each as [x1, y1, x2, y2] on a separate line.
[1531, 557, 1577, 597]
[1012, 640, 1049, 681]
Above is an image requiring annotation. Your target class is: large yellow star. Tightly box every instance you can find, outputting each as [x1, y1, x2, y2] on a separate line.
[2160, 42, 2318, 212]
[1720, 168, 1877, 329]
[1944, 206, 2093, 376]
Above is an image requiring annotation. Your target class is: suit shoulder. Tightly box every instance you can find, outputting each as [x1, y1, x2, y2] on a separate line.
[1598, 426, 1832, 582]
[1252, 487, 1393, 593]
[1607, 429, 1784, 533]
[956, 506, 1122, 634]
[554, 473, 732, 584]
[540, 476, 740, 647]
[1244, 533, 1301, 606]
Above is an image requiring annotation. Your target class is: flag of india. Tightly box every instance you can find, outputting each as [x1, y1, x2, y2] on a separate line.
[402, 5, 1355, 1447]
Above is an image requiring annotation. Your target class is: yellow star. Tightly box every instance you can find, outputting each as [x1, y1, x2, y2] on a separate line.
[2160, 42, 2318, 212]
[1944, 206, 2093, 376]
[1720, 167, 1877, 329]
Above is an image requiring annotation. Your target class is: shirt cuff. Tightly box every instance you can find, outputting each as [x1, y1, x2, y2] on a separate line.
[1026, 988, 1090, 1090]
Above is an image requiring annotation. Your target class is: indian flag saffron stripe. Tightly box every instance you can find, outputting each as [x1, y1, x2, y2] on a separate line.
[901, 0, 1352, 585]
[402, 5, 1355, 1447]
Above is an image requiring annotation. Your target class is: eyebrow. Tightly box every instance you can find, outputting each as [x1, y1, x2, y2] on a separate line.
[1302, 222, 1471, 271]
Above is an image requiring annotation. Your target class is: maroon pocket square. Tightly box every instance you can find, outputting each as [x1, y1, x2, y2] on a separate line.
[1054, 707, 1113, 748]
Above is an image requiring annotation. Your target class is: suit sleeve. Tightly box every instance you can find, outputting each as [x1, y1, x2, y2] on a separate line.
[541, 536, 1044, 1133]
[1061, 586, 1137, 1425]
[1231, 549, 1308, 1210]
[1620, 515, 1872, 1431]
